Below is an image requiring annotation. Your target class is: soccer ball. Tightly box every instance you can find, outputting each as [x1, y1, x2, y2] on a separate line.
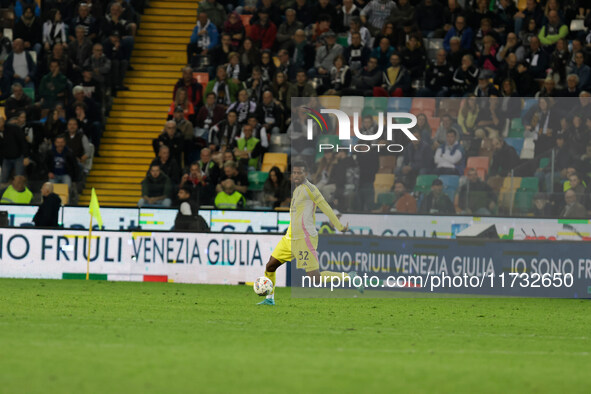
[253, 276, 273, 296]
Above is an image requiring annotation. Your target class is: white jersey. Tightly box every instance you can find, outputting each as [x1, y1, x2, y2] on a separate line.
[286, 179, 343, 240]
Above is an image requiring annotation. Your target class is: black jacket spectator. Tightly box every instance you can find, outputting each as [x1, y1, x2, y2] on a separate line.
[0, 123, 27, 160]
[150, 157, 181, 185]
[45, 145, 79, 181]
[13, 12, 42, 48]
[490, 140, 520, 177]
[33, 192, 61, 227]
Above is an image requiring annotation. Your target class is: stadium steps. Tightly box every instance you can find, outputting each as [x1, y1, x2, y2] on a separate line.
[80, 0, 197, 206]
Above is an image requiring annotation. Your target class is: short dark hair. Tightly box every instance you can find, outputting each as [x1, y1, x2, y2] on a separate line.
[180, 185, 192, 195]
[292, 161, 307, 171]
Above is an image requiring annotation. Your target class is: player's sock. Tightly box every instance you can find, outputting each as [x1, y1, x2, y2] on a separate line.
[264, 270, 276, 300]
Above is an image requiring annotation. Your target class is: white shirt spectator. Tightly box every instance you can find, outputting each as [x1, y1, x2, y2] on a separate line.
[13, 52, 29, 79]
[434, 141, 463, 170]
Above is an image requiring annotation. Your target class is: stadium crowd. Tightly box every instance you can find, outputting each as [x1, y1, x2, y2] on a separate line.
[2, 0, 591, 219]
[0, 0, 144, 202]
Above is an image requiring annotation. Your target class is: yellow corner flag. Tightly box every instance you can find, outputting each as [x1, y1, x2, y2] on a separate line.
[89, 188, 103, 228]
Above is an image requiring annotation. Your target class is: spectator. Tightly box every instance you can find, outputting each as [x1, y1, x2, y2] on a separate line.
[419, 49, 453, 97]
[391, 180, 417, 213]
[64, 118, 93, 175]
[171, 106, 195, 164]
[209, 111, 240, 150]
[532, 192, 554, 217]
[564, 74, 581, 97]
[73, 103, 100, 157]
[103, 31, 129, 93]
[375, 53, 411, 97]
[226, 51, 246, 85]
[412, 113, 434, 145]
[515, 61, 538, 96]
[13, 5, 42, 58]
[389, 0, 415, 28]
[306, 13, 332, 45]
[249, 8, 277, 50]
[347, 16, 371, 48]
[311, 30, 343, 79]
[310, 0, 337, 28]
[0, 117, 26, 183]
[5, 83, 35, 120]
[276, 49, 296, 82]
[489, 137, 520, 177]
[196, 148, 220, 201]
[69, 25, 93, 78]
[68, 2, 98, 42]
[400, 35, 427, 80]
[277, 8, 303, 49]
[200, 0, 227, 29]
[450, 55, 479, 97]
[180, 162, 206, 204]
[343, 31, 371, 75]
[263, 166, 290, 208]
[524, 36, 549, 79]
[150, 145, 181, 185]
[371, 37, 395, 72]
[560, 189, 586, 218]
[234, 124, 263, 171]
[397, 129, 434, 187]
[419, 178, 454, 214]
[497, 32, 525, 63]
[564, 173, 586, 203]
[223, 11, 245, 50]
[433, 113, 461, 148]
[434, 129, 465, 175]
[443, 15, 473, 52]
[139, 164, 172, 208]
[168, 88, 195, 124]
[39, 60, 67, 110]
[42, 8, 67, 52]
[215, 179, 246, 209]
[33, 182, 61, 227]
[83, 43, 111, 86]
[187, 12, 219, 67]
[46, 134, 78, 189]
[416, 0, 445, 38]
[41, 108, 66, 147]
[217, 160, 249, 195]
[568, 51, 591, 92]
[210, 33, 232, 72]
[455, 168, 497, 215]
[288, 29, 315, 73]
[195, 92, 226, 139]
[348, 57, 382, 96]
[294, 70, 317, 97]
[244, 115, 269, 150]
[0, 175, 32, 204]
[3, 39, 36, 89]
[256, 91, 283, 135]
[101, 2, 135, 64]
[323, 55, 351, 95]
[360, 0, 397, 36]
[239, 38, 260, 76]
[174, 186, 210, 232]
[204, 66, 240, 106]
[153, 120, 183, 166]
[538, 10, 568, 50]
[227, 89, 257, 125]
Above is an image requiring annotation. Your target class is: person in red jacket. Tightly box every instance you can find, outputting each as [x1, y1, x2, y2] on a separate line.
[248, 8, 277, 50]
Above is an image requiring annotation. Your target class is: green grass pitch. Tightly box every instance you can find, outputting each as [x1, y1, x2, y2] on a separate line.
[0, 279, 590, 393]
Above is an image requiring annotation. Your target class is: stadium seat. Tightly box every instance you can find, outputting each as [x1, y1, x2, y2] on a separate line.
[428, 117, 440, 135]
[362, 97, 388, 117]
[521, 99, 537, 117]
[337, 36, 349, 48]
[261, 153, 288, 172]
[498, 176, 522, 213]
[539, 157, 550, 169]
[438, 175, 459, 200]
[465, 156, 490, 176]
[378, 155, 396, 174]
[23, 87, 35, 100]
[193, 72, 209, 92]
[319, 95, 341, 109]
[414, 174, 437, 194]
[315, 134, 340, 162]
[376, 192, 395, 206]
[340, 96, 364, 112]
[505, 138, 524, 155]
[248, 171, 269, 192]
[520, 177, 539, 192]
[508, 118, 524, 138]
[438, 98, 462, 118]
[374, 173, 395, 202]
[410, 98, 436, 117]
[520, 138, 535, 159]
[514, 178, 539, 215]
[53, 183, 69, 205]
[387, 97, 412, 113]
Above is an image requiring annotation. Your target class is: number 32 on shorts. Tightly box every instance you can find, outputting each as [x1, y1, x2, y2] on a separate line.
[298, 251, 309, 261]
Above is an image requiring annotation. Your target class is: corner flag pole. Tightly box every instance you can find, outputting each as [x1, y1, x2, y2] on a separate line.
[87, 216, 92, 280]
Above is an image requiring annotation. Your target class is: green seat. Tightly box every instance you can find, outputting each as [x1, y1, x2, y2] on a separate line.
[414, 175, 438, 194]
[362, 97, 388, 117]
[248, 171, 269, 192]
[508, 129, 524, 138]
[520, 177, 539, 192]
[337, 36, 349, 48]
[514, 189, 535, 214]
[539, 157, 550, 169]
[23, 87, 35, 101]
[510, 118, 523, 132]
[377, 192, 395, 206]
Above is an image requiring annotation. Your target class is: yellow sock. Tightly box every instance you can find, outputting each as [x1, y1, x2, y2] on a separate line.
[265, 270, 276, 297]
[320, 271, 350, 283]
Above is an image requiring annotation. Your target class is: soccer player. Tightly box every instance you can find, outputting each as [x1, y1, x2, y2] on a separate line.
[258, 161, 353, 306]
